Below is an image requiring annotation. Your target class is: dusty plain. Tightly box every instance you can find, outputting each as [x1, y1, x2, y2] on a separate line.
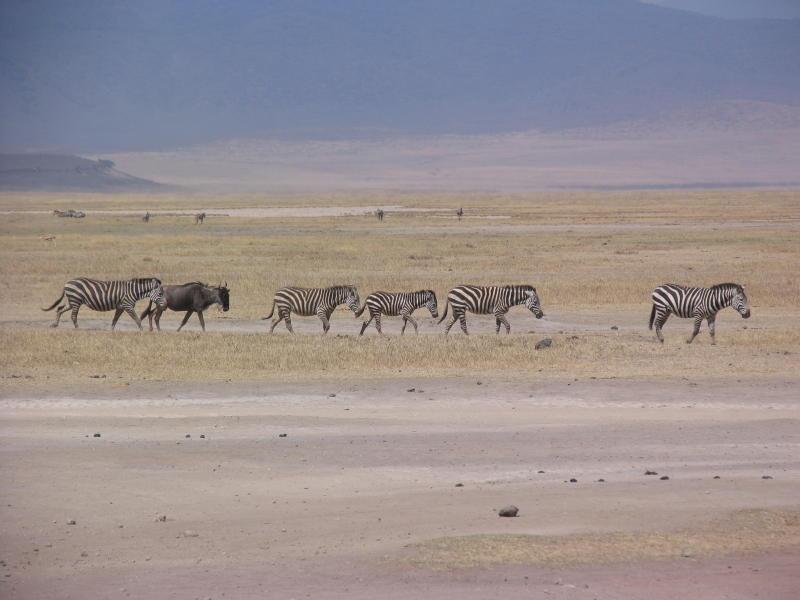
[1, 189, 799, 599]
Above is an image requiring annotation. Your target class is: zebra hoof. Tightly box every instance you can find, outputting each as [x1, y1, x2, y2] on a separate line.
[50, 323, 58, 328]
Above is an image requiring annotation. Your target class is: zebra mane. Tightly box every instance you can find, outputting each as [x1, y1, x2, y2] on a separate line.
[711, 283, 744, 294]
[133, 277, 161, 285]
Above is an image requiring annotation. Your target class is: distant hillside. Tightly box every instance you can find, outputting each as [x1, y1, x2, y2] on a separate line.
[0, 154, 168, 191]
[1, 0, 799, 151]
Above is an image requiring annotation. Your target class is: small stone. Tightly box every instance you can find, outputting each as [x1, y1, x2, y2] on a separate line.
[534, 338, 552, 350]
[645, 470, 658, 475]
[185, 434, 191, 438]
[454, 483, 464, 487]
[498, 505, 519, 517]
[80, 551, 88, 557]
[67, 519, 76, 525]
[200, 434, 205, 439]
[660, 475, 670, 480]
[611, 326, 619, 330]
[407, 388, 415, 392]
[713, 475, 720, 479]
[476, 381, 483, 385]
[93, 433, 101, 438]
[278, 433, 287, 438]
[569, 478, 578, 483]
[155, 514, 166, 522]
[537, 470, 545, 474]
[597, 479, 605, 482]
[328, 393, 336, 398]
[762, 475, 773, 480]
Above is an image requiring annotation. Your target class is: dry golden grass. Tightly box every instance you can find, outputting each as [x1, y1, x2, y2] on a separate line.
[1, 189, 798, 385]
[405, 509, 800, 569]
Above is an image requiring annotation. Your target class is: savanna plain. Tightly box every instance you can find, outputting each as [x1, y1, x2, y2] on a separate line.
[1, 190, 799, 599]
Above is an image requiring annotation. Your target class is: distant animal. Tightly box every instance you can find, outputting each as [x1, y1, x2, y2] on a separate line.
[53, 209, 85, 218]
[375, 209, 384, 222]
[456, 207, 463, 220]
[195, 212, 206, 225]
[649, 283, 750, 344]
[41, 235, 56, 243]
[263, 285, 360, 334]
[142, 212, 151, 223]
[42, 277, 165, 330]
[355, 290, 438, 335]
[438, 285, 544, 335]
[140, 281, 230, 332]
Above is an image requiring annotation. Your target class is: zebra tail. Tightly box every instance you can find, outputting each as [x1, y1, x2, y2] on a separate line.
[648, 304, 656, 330]
[42, 290, 65, 311]
[354, 301, 366, 318]
[261, 300, 276, 320]
[437, 300, 449, 324]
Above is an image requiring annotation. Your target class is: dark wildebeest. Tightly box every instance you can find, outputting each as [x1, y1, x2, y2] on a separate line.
[142, 211, 151, 223]
[140, 282, 230, 332]
[456, 207, 463, 220]
[375, 208, 384, 222]
[195, 212, 206, 225]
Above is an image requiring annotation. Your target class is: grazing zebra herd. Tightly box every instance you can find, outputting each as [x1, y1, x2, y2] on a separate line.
[42, 277, 751, 343]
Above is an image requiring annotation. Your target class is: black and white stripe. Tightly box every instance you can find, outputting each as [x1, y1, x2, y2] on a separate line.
[438, 285, 544, 335]
[42, 277, 166, 330]
[263, 285, 360, 334]
[355, 290, 438, 335]
[649, 283, 751, 344]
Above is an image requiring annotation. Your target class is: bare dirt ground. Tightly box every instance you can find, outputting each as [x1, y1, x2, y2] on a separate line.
[1, 378, 798, 599]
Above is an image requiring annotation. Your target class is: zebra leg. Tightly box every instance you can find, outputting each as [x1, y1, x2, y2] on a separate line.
[686, 314, 703, 344]
[111, 308, 124, 330]
[654, 310, 669, 343]
[124, 306, 143, 330]
[52, 305, 71, 328]
[496, 314, 511, 334]
[284, 311, 294, 334]
[458, 312, 469, 335]
[443, 313, 458, 335]
[359, 315, 374, 336]
[197, 311, 206, 332]
[153, 307, 163, 332]
[177, 310, 194, 332]
[270, 311, 285, 333]
[708, 314, 716, 345]
[402, 314, 418, 335]
[374, 313, 383, 335]
[70, 306, 80, 329]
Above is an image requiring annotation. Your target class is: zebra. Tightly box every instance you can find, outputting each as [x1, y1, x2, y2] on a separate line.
[355, 290, 438, 336]
[142, 212, 151, 223]
[438, 285, 544, 335]
[262, 285, 360, 334]
[649, 283, 750, 344]
[195, 212, 206, 225]
[42, 277, 166, 330]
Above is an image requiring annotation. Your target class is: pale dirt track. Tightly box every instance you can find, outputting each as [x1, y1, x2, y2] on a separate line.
[1, 377, 798, 599]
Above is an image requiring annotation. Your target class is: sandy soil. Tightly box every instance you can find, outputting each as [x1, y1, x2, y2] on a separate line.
[1, 377, 798, 599]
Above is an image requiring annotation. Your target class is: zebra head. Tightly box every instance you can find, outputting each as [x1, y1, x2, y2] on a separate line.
[524, 288, 544, 319]
[732, 285, 750, 319]
[423, 290, 438, 318]
[148, 280, 167, 309]
[344, 286, 360, 313]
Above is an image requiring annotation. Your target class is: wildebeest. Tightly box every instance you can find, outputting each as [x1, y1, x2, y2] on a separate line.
[375, 208, 384, 222]
[195, 212, 206, 225]
[456, 207, 463, 220]
[142, 211, 151, 223]
[140, 281, 230, 332]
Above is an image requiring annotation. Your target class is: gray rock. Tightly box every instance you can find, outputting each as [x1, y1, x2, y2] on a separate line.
[534, 338, 553, 350]
[498, 505, 519, 518]
[66, 519, 76, 525]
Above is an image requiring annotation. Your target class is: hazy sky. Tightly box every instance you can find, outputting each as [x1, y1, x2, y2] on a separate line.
[642, 0, 800, 19]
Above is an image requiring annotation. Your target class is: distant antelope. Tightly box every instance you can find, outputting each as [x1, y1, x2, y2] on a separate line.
[456, 207, 463, 220]
[40, 235, 56, 243]
[142, 212, 151, 223]
[195, 212, 206, 225]
[375, 209, 384, 222]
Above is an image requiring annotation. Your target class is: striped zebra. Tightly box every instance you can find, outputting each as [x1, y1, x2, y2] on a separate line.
[649, 283, 750, 344]
[262, 285, 360, 334]
[42, 277, 166, 330]
[438, 285, 544, 335]
[355, 290, 438, 336]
